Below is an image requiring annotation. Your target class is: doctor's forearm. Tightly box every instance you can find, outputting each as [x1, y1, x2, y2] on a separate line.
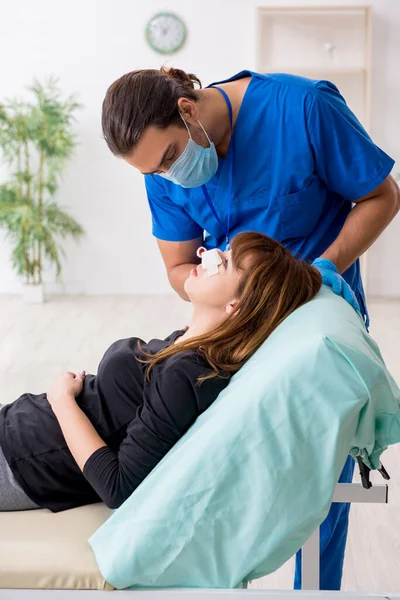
[169, 263, 198, 301]
[321, 180, 399, 274]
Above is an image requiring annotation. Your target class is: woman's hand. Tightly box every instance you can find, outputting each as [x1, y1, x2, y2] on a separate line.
[46, 370, 107, 472]
[47, 371, 86, 407]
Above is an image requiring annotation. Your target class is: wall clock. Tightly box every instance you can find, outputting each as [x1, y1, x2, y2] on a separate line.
[146, 12, 187, 55]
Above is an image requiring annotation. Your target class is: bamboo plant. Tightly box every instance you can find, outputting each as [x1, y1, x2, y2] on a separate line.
[0, 77, 84, 287]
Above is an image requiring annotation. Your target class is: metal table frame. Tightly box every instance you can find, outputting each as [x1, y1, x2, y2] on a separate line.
[0, 482, 390, 599]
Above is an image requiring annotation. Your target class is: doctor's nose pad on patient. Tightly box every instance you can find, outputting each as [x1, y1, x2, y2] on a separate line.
[196, 247, 223, 277]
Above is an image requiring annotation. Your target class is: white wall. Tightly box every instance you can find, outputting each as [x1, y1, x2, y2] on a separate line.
[0, 0, 399, 296]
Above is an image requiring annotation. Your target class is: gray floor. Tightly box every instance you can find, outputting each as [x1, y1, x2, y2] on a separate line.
[0, 294, 399, 593]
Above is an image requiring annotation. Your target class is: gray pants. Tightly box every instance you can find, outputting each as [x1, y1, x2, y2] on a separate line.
[0, 403, 41, 511]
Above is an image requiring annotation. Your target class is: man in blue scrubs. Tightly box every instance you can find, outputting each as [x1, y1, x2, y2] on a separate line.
[101, 68, 400, 589]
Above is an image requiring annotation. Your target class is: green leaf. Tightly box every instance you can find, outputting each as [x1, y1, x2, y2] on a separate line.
[0, 78, 84, 281]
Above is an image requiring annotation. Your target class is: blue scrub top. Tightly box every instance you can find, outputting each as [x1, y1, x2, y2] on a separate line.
[144, 71, 395, 319]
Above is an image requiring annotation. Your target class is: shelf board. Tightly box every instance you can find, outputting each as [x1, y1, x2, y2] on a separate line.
[261, 67, 366, 76]
[257, 6, 370, 13]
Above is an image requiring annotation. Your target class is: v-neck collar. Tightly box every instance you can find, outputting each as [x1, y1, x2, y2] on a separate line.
[203, 73, 255, 195]
[206, 72, 255, 153]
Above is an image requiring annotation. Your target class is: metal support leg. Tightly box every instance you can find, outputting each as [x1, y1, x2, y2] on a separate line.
[301, 482, 388, 590]
[302, 527, 320, 590]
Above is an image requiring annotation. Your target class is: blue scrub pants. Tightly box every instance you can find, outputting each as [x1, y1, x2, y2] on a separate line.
[294, 455, 355, 590]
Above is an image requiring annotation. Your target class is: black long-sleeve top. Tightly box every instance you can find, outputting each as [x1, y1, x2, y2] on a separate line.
[0, 329, 231, 512]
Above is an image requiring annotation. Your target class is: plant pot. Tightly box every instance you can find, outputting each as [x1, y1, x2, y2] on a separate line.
[22, 283, 45, 304]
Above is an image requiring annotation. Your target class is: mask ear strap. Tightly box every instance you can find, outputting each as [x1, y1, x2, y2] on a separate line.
[179, 113, 212, 146]
[197, 119, 212, 146]
[179, 112, 192, 139]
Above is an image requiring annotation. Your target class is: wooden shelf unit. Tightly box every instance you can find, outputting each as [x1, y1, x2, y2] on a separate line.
[257, 5, 372, 287]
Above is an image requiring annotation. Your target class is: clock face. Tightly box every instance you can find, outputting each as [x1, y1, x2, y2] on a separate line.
[146, 12, 187, 55]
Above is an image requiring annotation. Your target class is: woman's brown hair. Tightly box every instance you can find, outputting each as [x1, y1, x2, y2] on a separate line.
[138, 232, 322, 384]
[101, 67, 202, 157]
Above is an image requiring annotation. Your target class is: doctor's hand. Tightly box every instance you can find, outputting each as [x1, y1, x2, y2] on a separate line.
[47, 371, 86, 407]
[311, 258, 361, 314]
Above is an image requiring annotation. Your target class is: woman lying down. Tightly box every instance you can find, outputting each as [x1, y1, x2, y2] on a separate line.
[0, 232, 323, 513]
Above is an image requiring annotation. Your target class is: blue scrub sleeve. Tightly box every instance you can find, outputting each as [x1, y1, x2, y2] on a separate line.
[306, 81, 395, 201]
[144, 174, 203, 242]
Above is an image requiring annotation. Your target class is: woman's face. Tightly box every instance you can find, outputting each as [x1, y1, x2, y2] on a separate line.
[184, 248, 242, 313]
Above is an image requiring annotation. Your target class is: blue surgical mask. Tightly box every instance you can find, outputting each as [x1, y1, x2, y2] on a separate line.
[159, 116, 218, 188]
